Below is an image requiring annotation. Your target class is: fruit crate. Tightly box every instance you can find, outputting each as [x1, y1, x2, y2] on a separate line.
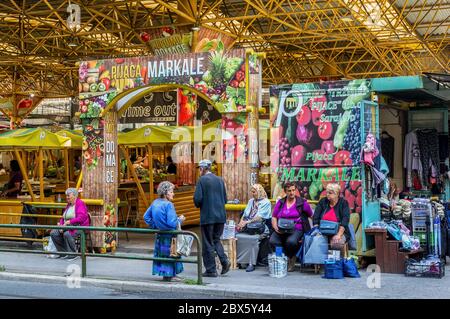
[405, 258, 445, 278]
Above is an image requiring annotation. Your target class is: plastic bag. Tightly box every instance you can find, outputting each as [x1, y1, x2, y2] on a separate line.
[303, 234, 328, 265]
[343, 257, 360, 278]
[268, 253, 288, 278]
[43, 236, 57, 258]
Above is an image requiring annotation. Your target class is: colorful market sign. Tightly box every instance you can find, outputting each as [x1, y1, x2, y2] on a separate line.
[270, 79, 371, 168]
[119, 91, 177, 125]
[79, 49, 247, 116]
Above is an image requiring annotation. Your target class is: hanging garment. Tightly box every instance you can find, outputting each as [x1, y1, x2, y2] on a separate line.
[381, 132, 395, 177]
[438, 134, 449, 161]
[404, 130, 423, 188]
[415, 129, 440, 186]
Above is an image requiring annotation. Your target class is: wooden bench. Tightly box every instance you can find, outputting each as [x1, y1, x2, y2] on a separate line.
[365, 228, 424, 274]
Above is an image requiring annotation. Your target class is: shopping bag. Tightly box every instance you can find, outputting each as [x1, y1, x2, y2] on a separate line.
[43, 236, 57, 258]
[303, 233, 328, 265]
[343, 257, 360, 278]
[170, 223, 194, 257]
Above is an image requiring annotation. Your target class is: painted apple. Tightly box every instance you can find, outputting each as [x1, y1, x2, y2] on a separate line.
[311, 109, 323, 126]
[140, 32, 151, 42]
[296, 105, 311, 126]
[334, 150, 352, 166]
[291, 145, 307, 166]
[318, 121, 333, 140]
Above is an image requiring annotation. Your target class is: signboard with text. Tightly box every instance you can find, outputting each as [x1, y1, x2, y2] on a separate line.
[119, 91, 177, 125]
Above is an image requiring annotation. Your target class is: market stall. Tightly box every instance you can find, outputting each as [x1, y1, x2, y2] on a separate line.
[0, 127, 71, 239]
[117, 119, 225, 226]
[270, 75, 450, 268]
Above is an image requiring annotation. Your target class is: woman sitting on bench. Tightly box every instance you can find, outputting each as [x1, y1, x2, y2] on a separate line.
[50, 188, 89, 260]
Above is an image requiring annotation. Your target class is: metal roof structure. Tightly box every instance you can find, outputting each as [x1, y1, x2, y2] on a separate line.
[0, 0, 448, 102]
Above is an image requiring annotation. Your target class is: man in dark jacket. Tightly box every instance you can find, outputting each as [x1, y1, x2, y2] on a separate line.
[194, 159, 230, 277]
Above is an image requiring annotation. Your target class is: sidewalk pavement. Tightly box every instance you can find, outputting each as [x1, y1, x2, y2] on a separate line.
[1, 234, 450, 299]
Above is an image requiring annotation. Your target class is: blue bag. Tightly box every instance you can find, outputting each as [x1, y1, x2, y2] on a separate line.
[303, 233, 328, 265]
[319, 220, 339, 235]
[343, 258, 360, 278]
[348, 223, 357, 251]
[322, 259, 344, 279]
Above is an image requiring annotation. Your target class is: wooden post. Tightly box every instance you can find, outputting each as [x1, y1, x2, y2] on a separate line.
[23, 151, 28, 178]
[39, 148, 44, 199]
[125, 147, 130, 180]
[147, 144, 154, 202]
[76, 170, 83, 197]
[68, 149, 74, 181]
[64, 149, 70, 190]
[14, 148, 35, 201]
[121, 145, 149, 208]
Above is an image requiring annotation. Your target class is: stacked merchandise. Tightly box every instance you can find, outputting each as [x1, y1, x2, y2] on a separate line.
[411, 198, 433, 248]
[379, 197, 392, 221]
[411, 199, 447, 256]
[405, 255, 444, 278]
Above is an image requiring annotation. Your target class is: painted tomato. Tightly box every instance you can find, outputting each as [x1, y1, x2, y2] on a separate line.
[296, 105, 311, 126]
[311, 109, 323, 126]
[291, 145, 307, 166]
[318, 121, 333, 140]
[334, 150, 352, 166]
[140, 32, 151, 42]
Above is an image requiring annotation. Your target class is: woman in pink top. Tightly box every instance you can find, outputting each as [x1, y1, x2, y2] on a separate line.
[313, 183, 350, 253]
[50, 188, 89, 260]
[270, 182, 313, 272]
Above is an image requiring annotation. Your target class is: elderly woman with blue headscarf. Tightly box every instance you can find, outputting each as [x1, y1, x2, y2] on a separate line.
[236, 184, 272, 272]
[144, 181, 186, 282]
[50, 188, 89, 260]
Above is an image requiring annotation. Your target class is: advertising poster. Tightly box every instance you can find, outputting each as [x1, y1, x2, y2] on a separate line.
[270, 79, 371, 210]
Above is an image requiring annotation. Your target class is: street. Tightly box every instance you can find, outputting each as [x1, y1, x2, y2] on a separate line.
[0, 279, 221, 299]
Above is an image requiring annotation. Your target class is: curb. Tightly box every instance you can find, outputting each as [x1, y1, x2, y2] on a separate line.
[0, 271, 306, 299]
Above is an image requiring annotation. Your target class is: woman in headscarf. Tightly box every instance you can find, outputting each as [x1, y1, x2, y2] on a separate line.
[143, 181, 186, 282]
[235, 184, 272, 272]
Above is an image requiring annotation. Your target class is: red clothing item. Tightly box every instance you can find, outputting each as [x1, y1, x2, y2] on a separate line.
[322, 206, 338, 222]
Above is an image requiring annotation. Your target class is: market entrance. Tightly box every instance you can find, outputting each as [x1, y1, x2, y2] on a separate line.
[78, 49, 264, 250]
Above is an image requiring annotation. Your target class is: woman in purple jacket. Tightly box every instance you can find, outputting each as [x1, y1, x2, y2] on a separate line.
[50, 188, 89, 260]
[270, 182, 314, 272]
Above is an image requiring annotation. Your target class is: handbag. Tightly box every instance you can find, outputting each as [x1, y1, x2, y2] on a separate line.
[278, 218, 296, 234]
[319, 220, 339, 235]
[243, 220, 266, 235]
[170, 223, 194, 257]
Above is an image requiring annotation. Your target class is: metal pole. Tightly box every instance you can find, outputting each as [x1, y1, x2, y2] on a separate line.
[81, 230, 86, 277]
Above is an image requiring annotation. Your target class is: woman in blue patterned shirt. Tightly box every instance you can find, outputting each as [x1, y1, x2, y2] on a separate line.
[144, 181, 185, 282]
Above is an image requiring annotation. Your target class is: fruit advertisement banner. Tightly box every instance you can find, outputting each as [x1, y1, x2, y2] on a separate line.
[270, 79, 371, 168]
[78, 48, 247, 115]
[119, 91, 177, 125]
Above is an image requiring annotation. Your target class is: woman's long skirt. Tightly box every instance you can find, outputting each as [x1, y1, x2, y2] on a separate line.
[236, 232, 260, 266]
[153, 233, 184, 277]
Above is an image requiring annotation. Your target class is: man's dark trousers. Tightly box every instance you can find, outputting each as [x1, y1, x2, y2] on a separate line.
[201, 223, 227, 274]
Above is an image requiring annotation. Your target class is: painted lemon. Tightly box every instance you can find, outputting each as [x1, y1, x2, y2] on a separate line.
[82, 140, 89, 151]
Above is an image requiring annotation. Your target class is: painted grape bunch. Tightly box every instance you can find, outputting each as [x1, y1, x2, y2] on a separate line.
[343, 106, 361, 165]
